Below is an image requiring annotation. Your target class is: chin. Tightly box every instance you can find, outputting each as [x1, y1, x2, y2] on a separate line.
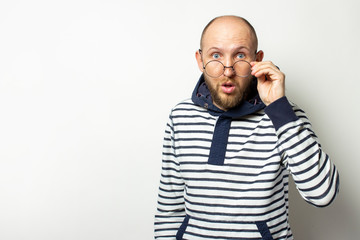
[215, 93, 243, 110]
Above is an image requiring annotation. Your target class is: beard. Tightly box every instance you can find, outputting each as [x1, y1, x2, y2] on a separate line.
[204, 75, 254, 111]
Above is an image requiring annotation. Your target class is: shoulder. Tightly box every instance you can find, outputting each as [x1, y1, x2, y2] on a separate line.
[169, 98, 208, 116]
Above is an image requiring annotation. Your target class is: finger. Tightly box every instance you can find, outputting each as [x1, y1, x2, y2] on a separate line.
[252, 64, 282, 79]
[250, 61, 276, 67]
[251, 66, 280, 79]
[252, 69, 272, 79]
[251, 61, 280, 73]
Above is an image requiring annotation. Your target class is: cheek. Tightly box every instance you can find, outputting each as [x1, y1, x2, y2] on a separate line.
[239, 77, 253, 86]
[206, 77, 220, 87]
[234, 78, 252, 92]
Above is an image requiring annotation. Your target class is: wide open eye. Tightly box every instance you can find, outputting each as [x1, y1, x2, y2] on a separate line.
[212, 53, 220, 59]
[236, 53, 245, 59]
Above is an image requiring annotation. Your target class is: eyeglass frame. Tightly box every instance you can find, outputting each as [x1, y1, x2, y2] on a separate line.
[198, 49, 256, 78]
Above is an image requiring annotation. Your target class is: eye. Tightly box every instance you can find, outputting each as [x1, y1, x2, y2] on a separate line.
[212, 53, 221, 59]
[236, 53, 245, 59]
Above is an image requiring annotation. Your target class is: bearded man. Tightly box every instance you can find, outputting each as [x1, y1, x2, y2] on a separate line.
[154, 15, 339, 240]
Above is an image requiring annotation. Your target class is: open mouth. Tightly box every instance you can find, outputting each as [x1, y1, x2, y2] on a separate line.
[221, 82, 235, 94]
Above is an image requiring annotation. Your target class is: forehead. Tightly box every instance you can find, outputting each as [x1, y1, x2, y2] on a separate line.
[202, 18, 255, 52]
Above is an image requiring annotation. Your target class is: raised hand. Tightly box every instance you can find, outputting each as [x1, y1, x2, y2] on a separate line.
[251, 61, 285, 106]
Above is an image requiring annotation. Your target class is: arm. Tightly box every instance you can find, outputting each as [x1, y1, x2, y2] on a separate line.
[252, 61, 339, 206]
[265, 97, 339, 207]
[154, 113, 186, 239]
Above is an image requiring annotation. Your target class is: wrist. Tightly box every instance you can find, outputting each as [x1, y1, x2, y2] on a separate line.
[264, 96, 299, 130]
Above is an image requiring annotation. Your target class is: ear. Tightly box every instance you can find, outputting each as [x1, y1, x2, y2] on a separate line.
[195, 50, 204, 72]
[255, 50, 264, 62]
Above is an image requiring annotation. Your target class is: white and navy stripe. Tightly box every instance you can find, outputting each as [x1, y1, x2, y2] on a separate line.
[155, 97, 339, 240]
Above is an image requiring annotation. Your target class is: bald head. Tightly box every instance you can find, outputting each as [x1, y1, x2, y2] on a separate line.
[200, 15, 258, 53]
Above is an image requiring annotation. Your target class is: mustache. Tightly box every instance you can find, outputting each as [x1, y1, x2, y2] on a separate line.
[218, 75, 257, 84]
[218, 78, 238, 85]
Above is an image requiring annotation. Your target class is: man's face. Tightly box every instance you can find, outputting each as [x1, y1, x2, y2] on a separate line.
[196, 18, 261, 111]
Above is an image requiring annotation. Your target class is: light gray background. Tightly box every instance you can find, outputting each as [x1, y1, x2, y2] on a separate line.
[0, 0, 359, 239]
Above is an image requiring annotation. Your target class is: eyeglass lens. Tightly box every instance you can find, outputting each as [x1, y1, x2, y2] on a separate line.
[204, 60, 251, 78]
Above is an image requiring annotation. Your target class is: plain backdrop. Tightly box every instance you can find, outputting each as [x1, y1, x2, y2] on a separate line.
[0, 0, 359, 239]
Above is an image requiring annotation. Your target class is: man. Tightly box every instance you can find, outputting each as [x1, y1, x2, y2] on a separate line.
[154, 15, 339, 240]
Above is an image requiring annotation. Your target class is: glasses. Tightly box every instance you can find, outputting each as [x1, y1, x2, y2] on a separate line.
[203, 60, 252, 78]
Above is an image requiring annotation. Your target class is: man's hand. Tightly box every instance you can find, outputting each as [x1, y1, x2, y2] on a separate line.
[250, 61, 285, 106]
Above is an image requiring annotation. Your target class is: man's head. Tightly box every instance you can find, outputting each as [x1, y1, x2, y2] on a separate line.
[196, 15, 264, 111]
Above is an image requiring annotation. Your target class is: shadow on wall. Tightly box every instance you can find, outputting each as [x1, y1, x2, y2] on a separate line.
[288, 176, 359, 240]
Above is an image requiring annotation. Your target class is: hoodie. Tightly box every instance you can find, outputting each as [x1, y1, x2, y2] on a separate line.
[155, 75, 339, 240]
[191, 75, 266, 165]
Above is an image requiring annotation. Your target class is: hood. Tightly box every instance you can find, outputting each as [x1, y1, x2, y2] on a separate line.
[190, 74, 266, 166]
[191, 74, 265, 118]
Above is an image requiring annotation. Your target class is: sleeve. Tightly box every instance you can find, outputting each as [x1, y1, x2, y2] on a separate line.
[265, 97, 340, 207]
[154, 112, 186, 239]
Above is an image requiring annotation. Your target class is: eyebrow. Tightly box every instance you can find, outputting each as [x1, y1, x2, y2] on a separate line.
[205, 46, 251, 54]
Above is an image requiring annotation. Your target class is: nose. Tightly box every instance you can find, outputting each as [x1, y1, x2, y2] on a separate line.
[223, 65, 236, 77]
[222, 58, 235, 77]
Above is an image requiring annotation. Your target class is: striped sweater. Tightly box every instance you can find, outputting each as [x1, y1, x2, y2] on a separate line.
[154, 79, 339, 240]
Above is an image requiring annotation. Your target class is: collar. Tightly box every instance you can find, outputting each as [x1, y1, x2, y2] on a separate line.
[191, 74, 265, 118]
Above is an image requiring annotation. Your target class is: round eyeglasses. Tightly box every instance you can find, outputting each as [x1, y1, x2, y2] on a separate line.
[203, 60, 252, 78]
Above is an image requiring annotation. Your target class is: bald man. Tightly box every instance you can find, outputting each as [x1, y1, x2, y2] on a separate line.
[154, 16, 339, 240]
